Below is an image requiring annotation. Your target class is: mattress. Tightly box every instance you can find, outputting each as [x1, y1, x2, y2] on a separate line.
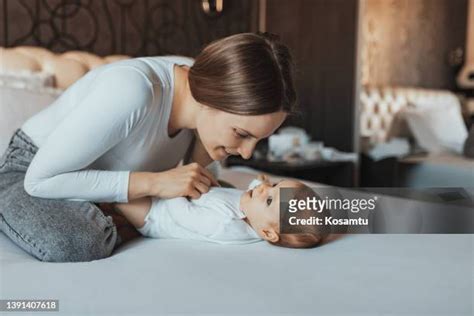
[399, 153, 474, 187]
[1, 168, 473, 315]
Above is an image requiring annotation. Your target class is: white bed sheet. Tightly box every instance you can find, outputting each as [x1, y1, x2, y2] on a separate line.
[0, 168, 473, 315]
[1, 233, 472, 315]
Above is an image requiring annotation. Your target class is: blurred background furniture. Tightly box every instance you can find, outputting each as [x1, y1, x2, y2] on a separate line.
[1, 46, 130, 89]
[226, 156, 356, 187]
[359, 85, 473, 187]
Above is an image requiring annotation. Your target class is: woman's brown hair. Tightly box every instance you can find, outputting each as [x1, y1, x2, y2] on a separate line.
[188, 32, 297, 115]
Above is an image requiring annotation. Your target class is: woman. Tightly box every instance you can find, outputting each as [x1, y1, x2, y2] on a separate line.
[0, 32, 296, 262]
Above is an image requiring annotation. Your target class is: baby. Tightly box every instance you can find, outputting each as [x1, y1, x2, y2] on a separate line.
[113, 175, 329, 248]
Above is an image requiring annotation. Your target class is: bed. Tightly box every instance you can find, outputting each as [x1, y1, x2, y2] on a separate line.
[0, 164, 474, 315]
[398, 153, 474, 187]
[0, 170, 472, 316]
[1, 48, 472, 315]
[0, 167, 473, 315]
[360, 85, 474, 187]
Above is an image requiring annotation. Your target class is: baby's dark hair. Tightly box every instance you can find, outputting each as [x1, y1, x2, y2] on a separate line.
[270, 183, 330, 249]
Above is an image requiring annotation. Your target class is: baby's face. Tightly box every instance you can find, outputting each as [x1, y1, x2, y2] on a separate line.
[240, 179, 301, 239]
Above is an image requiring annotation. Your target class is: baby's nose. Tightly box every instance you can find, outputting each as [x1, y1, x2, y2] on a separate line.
[257, 182, 270, 193]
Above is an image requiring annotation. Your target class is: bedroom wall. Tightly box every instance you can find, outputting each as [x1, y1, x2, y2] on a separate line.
[265, 0, 360, 153]
[361, 0, 468, 90]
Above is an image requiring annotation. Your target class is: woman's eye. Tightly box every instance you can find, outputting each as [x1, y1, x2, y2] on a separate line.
[266, 196, 273, 206]
[233, 129, 248, 139]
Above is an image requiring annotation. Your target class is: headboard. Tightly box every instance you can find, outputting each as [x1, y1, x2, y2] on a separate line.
[360, 85, 464, 144]
[1, 46, 130, 89]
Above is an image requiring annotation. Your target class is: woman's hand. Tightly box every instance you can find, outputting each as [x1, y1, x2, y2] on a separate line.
[149, 163, 220, 199]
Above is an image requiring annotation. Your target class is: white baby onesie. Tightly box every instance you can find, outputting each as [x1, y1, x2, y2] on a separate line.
[137, 181, 263, 244]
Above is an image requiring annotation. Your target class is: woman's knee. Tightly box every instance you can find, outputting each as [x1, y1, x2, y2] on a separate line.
[0, 183, 119, 262]
[1, 213, 116, 263]
[40, 224, 118, 262]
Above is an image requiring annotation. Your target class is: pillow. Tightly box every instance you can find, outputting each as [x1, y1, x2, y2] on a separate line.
[0, 69, 55, 89]
[0, 85, 61, 154]
[401, 103, 468, 154]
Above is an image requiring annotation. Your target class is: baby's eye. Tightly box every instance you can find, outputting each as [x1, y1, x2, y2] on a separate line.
[266, 196, 273, 206]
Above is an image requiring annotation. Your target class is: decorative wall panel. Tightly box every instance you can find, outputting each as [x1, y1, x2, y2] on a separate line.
[0, 0, 258, 57]
[361, 0, 467, 90]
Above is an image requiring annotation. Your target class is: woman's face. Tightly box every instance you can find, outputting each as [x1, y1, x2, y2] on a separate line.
[195, 107, 287, 161]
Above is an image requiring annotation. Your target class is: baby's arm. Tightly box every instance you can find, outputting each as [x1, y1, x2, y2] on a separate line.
[113, 195, 219, 239]
[113, 197, 152, 229]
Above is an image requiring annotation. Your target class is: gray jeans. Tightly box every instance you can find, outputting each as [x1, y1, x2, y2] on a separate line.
[0, 129, 120, 262]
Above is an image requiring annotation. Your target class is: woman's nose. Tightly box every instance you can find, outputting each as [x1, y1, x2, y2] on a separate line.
[238, 141, 256, 160]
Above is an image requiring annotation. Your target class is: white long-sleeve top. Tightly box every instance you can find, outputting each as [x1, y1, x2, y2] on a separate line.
[22, 56, 197, 203]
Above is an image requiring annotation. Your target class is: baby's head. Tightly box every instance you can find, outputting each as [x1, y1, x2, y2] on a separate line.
[240, 179, 329, 248]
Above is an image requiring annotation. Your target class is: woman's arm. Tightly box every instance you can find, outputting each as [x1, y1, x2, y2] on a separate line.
[113, 197, 152, 229]
[128, 172, 155, 200]
[24, 67, 153, 203]
[127, 133, 221, 201]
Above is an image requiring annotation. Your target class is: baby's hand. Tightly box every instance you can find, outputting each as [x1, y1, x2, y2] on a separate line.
[248, 174, 271, 191]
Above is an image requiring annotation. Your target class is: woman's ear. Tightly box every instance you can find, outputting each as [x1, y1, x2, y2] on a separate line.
[261, 228, 279, 243]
